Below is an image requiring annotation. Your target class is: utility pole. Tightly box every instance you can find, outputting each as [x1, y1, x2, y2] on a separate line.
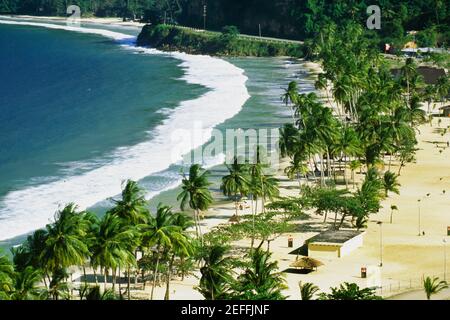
[418, 199, 421, 236]
[259, 24, 262, 37]
[203, 4, 207, 30]
[444, 238, 447, 282]
[418, 193, 431, 236]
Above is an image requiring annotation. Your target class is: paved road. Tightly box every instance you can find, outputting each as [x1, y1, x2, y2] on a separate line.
[173, 25, 303, 44]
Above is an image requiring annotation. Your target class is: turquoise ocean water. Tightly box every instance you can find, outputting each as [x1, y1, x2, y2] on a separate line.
[0, 18, 314, 249]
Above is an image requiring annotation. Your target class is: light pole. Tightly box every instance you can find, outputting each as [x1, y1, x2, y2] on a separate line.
[444, 238, 447, 282]
[377, 221, 383, 267]
[417, 199, 421, 236]
[418, 194, 431, 236]
[203, 4, 207, 30]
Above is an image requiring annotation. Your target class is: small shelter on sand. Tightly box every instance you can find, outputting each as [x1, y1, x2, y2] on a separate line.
[228, 215, 240, 224]
[290, 257, 324, 271]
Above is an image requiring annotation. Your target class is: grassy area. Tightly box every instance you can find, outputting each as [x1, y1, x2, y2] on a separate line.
[137, 24, 305, 58]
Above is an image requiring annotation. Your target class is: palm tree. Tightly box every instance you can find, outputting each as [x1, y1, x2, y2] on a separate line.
[109, 180, 149, 298]
[178, 164, 213, 239]
[400, 58, 419, 104]
[299, 281, 320, 300]
[47, 268, 71, 300]
[279, 124, 299, 158]
[349, 160, 361, 189]
[40, 204, 91, 289]
[197, 245, 235, 300]
[10, 267, 45, 301]
[332, 126, 362, 187]
[163, 213, 194, 300]
[423, 276, 448, 300]
[259, 174, 280, 213]
[0, 252, 14, 299]
[110, 180, 150, 225]
[221, 157, 249, 217]
[91, 212, 137, 294]
[319, 282, 382, 300]
[281, 81, 299, 123]
[390, 205, 398, 224]
[232, 250, 287, 300]
[79, 285, 120, 300]
[141, 204, 184, 300]
[11, 229, 48, 274]
[285, 153, 309, 189]
[383, 171, 401, 198]
[435, 76, 449, 103]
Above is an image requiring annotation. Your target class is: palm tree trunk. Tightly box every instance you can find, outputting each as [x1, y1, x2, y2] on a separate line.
[320, 154, 325, 186]
[127, 267, 131, 300]
[250, 194, 255, 251]
[326, 149, 331, 182]
[118, 266, 121, 294]
[83, 266, 88, 287]
[344, 156, 348, 188]
[235, 192, 239, 217]
[164, 254, 175, 300]
[150, 245, 161, 300]
[104, 269, 108, 292]
[197, 209, 204, 245]
[334, 212, 338, 229]
[352, 170, 356, 189]
[94, 268, 98, 286]
[112, 268, 116, 293]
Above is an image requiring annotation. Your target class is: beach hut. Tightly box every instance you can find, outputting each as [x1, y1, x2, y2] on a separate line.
[306, 229, 365, 259]
[290, 257, 324, 271]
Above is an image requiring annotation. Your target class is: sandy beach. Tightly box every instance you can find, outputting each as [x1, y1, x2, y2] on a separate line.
[66, 58, 449, 300]
[136, 118, 449, 301]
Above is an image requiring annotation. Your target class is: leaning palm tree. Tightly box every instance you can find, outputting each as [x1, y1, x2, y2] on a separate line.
[221, 157, 250, 217]
[260, 174, 280, 213]
[178, 164, 213, 239]
[281, 81, 299, 123]
[383, 171, 401, 198]
[299, 281, 320, 300]
[423, 276, 448, 300]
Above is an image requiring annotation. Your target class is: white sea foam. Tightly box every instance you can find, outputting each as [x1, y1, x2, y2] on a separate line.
[0, 19, 250, 241]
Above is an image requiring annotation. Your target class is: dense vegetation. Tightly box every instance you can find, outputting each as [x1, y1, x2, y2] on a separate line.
[136, 24, 304, 57]
[1, 1, 449, 48]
